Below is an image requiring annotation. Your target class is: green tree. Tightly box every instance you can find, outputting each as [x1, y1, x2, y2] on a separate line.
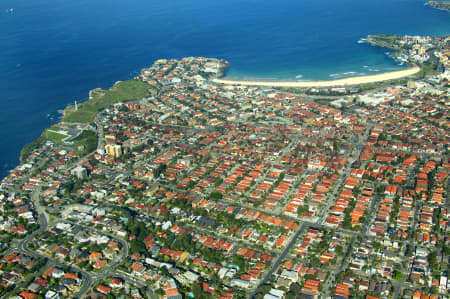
[297, 205, 309, 216]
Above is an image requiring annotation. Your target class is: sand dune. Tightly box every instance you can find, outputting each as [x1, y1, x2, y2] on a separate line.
[212, 66, 420, 87]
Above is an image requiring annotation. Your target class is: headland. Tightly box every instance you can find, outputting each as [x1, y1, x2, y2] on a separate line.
[426, 1, 450, 12]
[1, 32, 449, 299]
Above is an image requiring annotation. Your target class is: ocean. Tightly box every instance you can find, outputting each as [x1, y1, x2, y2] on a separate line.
[0, 0, 449, 178]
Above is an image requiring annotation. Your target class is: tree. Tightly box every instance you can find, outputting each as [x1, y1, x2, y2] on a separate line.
[394, 271, 403, 280]
[289, 283, 302, 294]
[427, 251, 438, 269]
[254, 284, 271, 298]
[254, 293, 264, 299]
[193, 284, 204, 298]
[304, 273, 316, 280]
[155, 288, 164, 297]
[49, 277, 57, 286]
[359, 215, 366, 224]
[209, 192, 223, 200]
[297, 205, 309, 216]
[343, 208, 352, 229]
[154, 163, 167, 178]
[232, 255, 246, 271]
[213, 177, 223, 188]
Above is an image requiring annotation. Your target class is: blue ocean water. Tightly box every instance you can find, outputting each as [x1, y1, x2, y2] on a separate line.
[0, 0, 449, 178]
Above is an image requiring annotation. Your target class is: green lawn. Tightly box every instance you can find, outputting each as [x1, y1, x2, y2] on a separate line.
[62, 79, 152, 123]
[73, 130, 98, 155]
[20, 79, 148, 160]
[45, 130, 68, 144]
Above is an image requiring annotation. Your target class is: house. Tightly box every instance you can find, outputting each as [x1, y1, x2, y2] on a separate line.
[51, 268, 65, 279]
[89, 251, 101, 262]
[231, 278, 251, 288]
[93, 259, 107, 269]
[182, 271, 200, 284]
[42, 267, 56, 278]
[280, 269, 298, 282]
[76, 252, 90, 264]
[27, 282, 41, 293]
[44, 290, 59, 299]
[85, 291, 106, 299]
[63, 272, 79, 283]
[131, 262, 145, 276]
[161, 278, 182, 299]
[19, 291, 36, 299]
[264, 288, 285, 299]
[96, 285, 111, 295]
[109, 278, 123, 289]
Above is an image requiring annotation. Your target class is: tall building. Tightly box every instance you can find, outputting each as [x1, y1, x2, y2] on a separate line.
[105, 134, 116, 145]
[105, 144, 122, 158]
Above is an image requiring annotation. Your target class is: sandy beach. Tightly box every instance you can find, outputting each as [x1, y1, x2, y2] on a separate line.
[212, 66, 421, 87]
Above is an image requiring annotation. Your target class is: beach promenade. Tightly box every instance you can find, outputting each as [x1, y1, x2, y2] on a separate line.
[212, 66, 421, 87]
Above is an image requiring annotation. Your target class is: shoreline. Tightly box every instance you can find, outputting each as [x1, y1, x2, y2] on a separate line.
[212, 66, 421, 88]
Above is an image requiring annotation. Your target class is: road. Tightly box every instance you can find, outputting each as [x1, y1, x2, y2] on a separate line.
[248, 223, 307, 298]
[7, 96, 433, 299]
[1, 260, 53, 299]
[318, 186, 379, 297]
[14, 186, 154, 299]
[11, 170, 145, 298]
[392, 185, 421, 299]
[17, 232, 93, 299]
[112, 271, 157, 299]
[95, 114, 105, 152]
[66, 220, 130, 276]
[13, 186, 93, 298]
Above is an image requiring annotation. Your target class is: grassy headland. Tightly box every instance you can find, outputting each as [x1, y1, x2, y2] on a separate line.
[62, 79, 153, 123]
[365, 34, 403, 50]
[21, 78, 153, 161]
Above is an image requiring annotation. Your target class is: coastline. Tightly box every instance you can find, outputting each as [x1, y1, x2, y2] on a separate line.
[212, 66, 421, 88]
[425, 1, 450, 12]
[13, 63, 422, 168]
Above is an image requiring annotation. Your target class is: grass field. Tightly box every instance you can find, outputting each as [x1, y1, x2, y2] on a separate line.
[73, 130, 98, 155]
[62, 79, 152, 123]
[21, 79, 150, 161]
[45, 130, 69, 144]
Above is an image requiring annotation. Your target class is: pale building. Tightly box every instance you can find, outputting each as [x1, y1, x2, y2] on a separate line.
[105, 144, 122, 158]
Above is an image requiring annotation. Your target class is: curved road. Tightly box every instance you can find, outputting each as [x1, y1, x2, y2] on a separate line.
[22, 185, 155, 298]
[16, 186, 93, 298]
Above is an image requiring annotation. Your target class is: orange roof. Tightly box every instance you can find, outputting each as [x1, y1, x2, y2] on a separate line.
[165, 288, 180, 296]
[42, 267, 56, 277]
[89, 251, 101, 259]
[63, 273, 78, 281]
[19, 291, 36, 299]
[97, 285, 111, 294]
